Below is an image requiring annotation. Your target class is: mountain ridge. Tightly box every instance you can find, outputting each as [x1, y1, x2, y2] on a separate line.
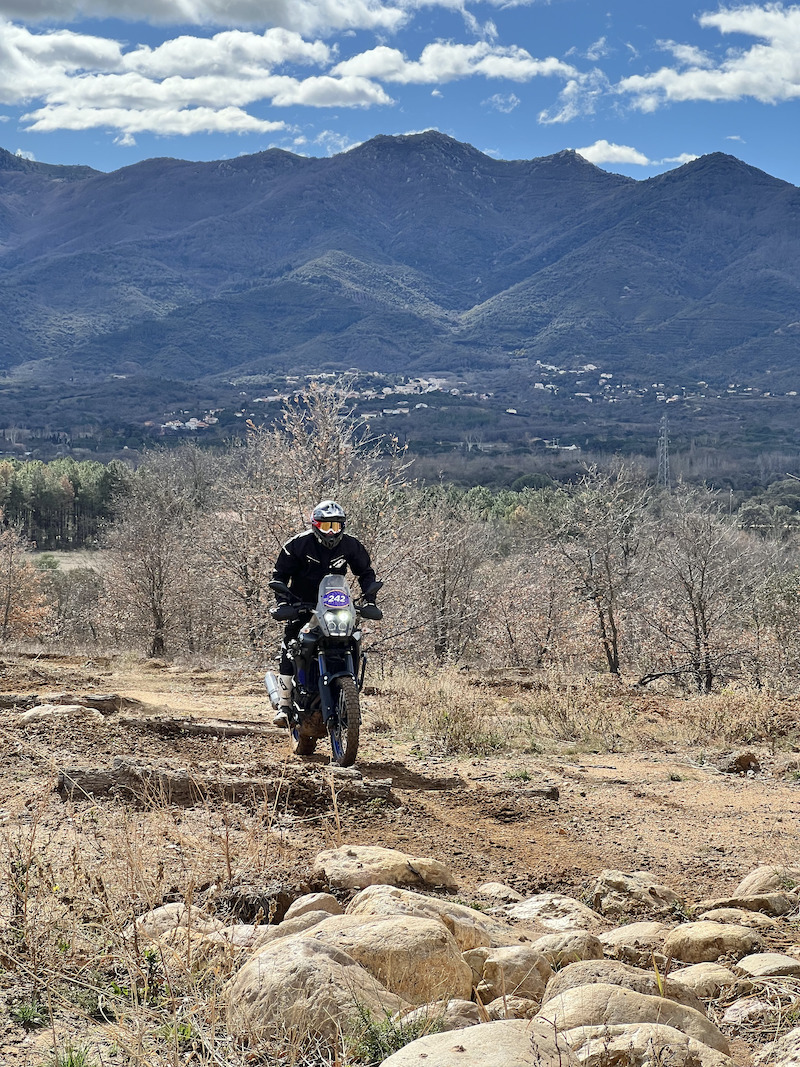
[0, 132, 799, 436]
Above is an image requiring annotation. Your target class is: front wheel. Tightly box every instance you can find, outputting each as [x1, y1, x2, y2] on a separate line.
[329, 677, 360, 767]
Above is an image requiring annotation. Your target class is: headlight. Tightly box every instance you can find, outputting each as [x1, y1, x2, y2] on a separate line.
[323, 609, 352, 636]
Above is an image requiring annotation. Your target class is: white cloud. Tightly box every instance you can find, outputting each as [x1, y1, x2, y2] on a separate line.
[483, 91, 519, 112]
[22, 102, 287, 135]
[15, 146, 34, 158]
[585, 36, 609, 61]
[122, 29, 330, 78]
[314, 128, 359, 153]
[575, 140, 699, 168]
[538, 68, 608, 123]
[575, 139, 650, 166]
[0, 0, 409, 36]
[618, 4, 800, 108]
[333, 41, 576, 84]
[726, 133, 745, 142]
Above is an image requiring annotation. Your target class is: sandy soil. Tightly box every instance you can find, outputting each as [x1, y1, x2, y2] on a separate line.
[1, 652, 799, 1065]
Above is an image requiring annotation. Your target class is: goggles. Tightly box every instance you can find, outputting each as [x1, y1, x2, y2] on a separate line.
[315, 519, 343, 532]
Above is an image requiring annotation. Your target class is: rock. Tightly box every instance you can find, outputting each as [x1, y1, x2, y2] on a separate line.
[246, 910, 333, 951]
[670, 962, 743, 998]
[695, 891, 797, 916]
[663, 921, 763, 963]
[542, 959, 705, 1013]
[502, 892, 605, 931]
[736, 865, 800, 896]
[313, 845, 457, 890]
[529, 930, 605, 968]
[283, 892, 343, 921]
[563, 1023, 733, 1066]
[225, 935, 406, 1043]
[722, 998, 771, 1025]
[698, 907, 779, 931]
[462, 946, 491, 985]
[475, 881, 523, 903]
[394, 998, 480, 1032]
[300, 913, 472, 1004]
[485, 995, 540, 1019]
[590, 869, 681, 917]
[754, 1024, 800, 1066]
[125, 902, 223, 941]
[736, 951, 800, 978]
[599, 920, 671, 966]
[377, 1017, 573, 1066]
[537, 982, 730, 1054]
[21, 702, 104, 724]
[475, 945, 552, 1003]
[345, 884, 526, 950]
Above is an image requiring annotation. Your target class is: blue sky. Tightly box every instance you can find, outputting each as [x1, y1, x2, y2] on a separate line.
[2, 1, 800, 184]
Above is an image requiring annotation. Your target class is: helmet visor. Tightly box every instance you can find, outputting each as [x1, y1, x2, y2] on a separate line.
[315, 520, 343, 533]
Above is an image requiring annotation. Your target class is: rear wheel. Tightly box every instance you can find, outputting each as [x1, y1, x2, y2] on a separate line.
[329, 677, 360, 767]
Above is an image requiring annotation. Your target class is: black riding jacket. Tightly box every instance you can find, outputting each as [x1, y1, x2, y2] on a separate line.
[272, 530, 377, 607]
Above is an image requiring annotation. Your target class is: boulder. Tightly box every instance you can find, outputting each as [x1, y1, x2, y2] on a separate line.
[125, 902, 223, 941]
[670, 962, 743, 998]
[485, 995, 540, 1019]
[698, 907, 779, 931]
[599, 920, 670, 966]
[736, 865, 800, 896]
[502, 892, 605, 931]
[754, 1024, 800, 1066]
[736, 952, 800, 978]
[475, 881, 523, 903]
[542, 959, 705, 1014]
[590, 869, 681, 917]
[563, 1022, 733, 1066]
[313, 845, 457, 890]
[241, 910, 333, 953]
[663, 921, 763, 963]
[377, 1017, 573, 1066]
[225, 935, 405, 1044]
[300, 913, 473, 1004]
[537, 982, 730, 1054]
[21, 702, 104, 724]
[475, 945, 552, 1003]
[283, 892, 343, 921]
[394, 999, 480, 1032]
[462, 946, 491, 986]
[695, 891, 797, 917]
[530, 930, 605, 968]
[345, 884, 526, 950]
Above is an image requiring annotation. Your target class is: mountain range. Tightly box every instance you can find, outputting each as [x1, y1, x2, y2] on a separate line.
[1, 131, 799, 433]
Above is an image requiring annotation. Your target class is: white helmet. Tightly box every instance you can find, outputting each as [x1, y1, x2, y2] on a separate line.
[310, 499, 346, 548]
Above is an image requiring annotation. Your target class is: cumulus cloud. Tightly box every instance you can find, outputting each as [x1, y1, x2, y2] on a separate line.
[618, 3, 800, 108]
[22, 102, 287, 135]
[575, 139, 650, 166]
[333, 40, 576, 84]
[575, 139, 699, 168]
[15, 146, 34, 158]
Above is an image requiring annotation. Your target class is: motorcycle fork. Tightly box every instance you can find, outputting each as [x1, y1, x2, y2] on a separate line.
[317, 649, 356, 724]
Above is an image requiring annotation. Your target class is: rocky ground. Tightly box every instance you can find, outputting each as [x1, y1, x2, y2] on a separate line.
[0, 652, 799, 1065]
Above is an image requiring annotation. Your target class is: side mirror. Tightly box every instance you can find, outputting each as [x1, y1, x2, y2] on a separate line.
[359, 603, 383, 621]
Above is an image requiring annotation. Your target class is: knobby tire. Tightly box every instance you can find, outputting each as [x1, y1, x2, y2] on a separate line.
[329, 676, 360, 767]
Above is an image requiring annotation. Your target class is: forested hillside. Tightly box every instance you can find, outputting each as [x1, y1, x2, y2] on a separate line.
[4, 386, 800, 694]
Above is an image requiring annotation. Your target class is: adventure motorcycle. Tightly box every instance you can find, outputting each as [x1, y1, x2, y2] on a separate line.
[264, 575, 382, 766]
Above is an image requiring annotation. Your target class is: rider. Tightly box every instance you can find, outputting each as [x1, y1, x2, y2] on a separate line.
[270, 499, 380, 727]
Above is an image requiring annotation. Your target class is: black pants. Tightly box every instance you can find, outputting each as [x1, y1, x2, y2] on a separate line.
[279, 614, 310, 675]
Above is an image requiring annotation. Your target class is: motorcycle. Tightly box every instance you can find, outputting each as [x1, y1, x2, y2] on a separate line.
[264, 575, 382, 766]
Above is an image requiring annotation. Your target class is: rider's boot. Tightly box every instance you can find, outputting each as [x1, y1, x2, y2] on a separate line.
[273, 673, 293, 728]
